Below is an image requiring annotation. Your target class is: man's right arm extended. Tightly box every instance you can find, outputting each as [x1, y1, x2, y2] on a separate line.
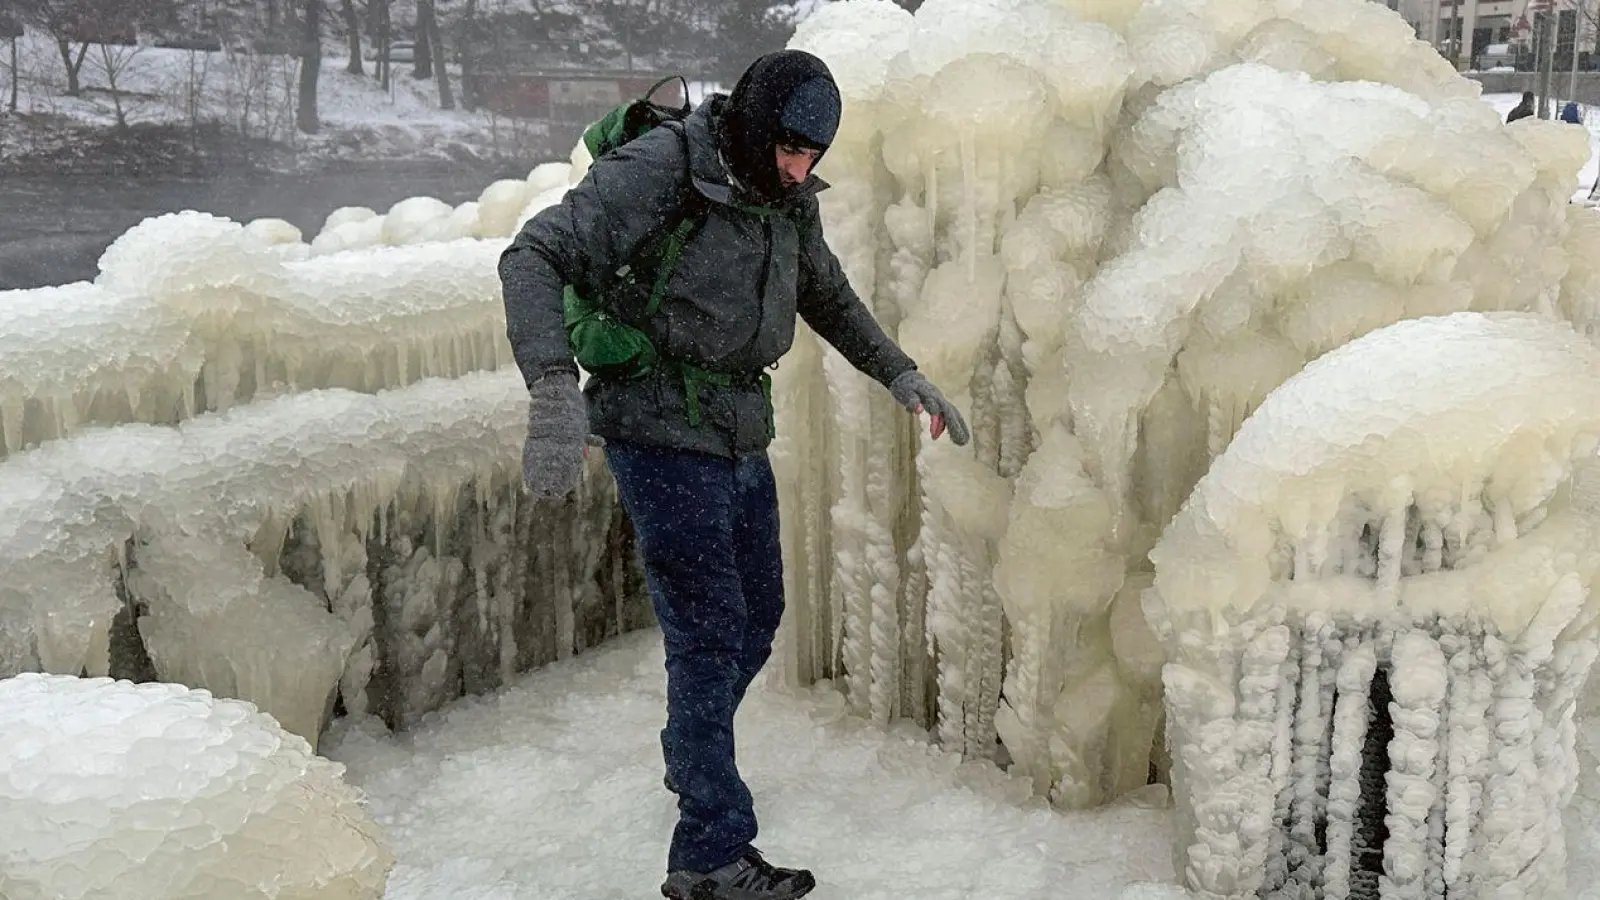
[499, 130, 689, 388]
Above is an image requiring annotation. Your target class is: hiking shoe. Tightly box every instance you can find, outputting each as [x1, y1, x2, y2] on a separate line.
[660, 848, 815, 899]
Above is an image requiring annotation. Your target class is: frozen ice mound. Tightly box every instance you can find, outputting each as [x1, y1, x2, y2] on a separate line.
[473, 179, 536, 239]
[0, 673, 393, 900]
[0, 370, 529, 704]
[0, 282, 202, 456]
[780, 0, 1600, 847]
[311, 215, 386, 256]
[0, 213, 512, 456]
[128, 535, 364, 748]
[379, 196, 458, 246]
[244, 217, 304, 247]
[1151, 312, 1600, 629]
[1147, 313, 1600, 898]
[267, 239, 511, 391]
[97, 212, 287, 309]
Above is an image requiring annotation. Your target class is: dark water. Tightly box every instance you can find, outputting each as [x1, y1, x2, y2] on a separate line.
[0, 167, 527, 291]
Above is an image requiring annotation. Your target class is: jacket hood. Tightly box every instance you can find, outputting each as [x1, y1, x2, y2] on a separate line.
[714, 50, 842, 204]
[683, 97, 828, 208]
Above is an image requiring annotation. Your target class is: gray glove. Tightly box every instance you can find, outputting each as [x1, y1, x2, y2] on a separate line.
[889, 370, 970, 446]
[523, 373, 588, 498]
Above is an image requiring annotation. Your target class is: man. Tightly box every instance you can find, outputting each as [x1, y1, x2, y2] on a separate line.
[1507, 90, 1536, 123]
[499, 50, 969, 900]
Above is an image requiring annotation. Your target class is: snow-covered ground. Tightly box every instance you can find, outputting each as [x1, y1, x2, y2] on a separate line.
[319, 622, 1600, 899]
[1483, 91, 1600, 200]
[0, 28, 497, 164]
[323, 631, 1180, 899]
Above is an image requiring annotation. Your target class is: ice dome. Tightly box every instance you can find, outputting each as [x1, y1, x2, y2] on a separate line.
[0, 674, 393, 899]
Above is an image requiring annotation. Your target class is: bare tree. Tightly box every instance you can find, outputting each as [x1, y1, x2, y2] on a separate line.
[2, 13, 20, 114]
[714, 0, 788, 82]
[16, 0, 93, 96]
[7, 38, 17, 114]
[90, 41, 143, 130]
[453, 0, 481, 109]
[370, 0, 391, 89]
[427, 1, 453, 109]
[179, 44, 212, 134]
[297, 0, 322, 133]
[15, 0, 170, 97]
[218, 43, 297, 142]
[341, 0, 363, 74]
[414, 0, 436, 79]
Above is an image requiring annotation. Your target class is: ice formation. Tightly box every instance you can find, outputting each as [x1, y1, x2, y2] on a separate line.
[0, 212, 521, 458]
[0, 673, 393, 899]
[0, 366, 647, 746]
[0, 161, 651, 748]
[1148, 313, 1600, 898]
[9, 0, 1600, 896]
[780, 0, 1600, 822]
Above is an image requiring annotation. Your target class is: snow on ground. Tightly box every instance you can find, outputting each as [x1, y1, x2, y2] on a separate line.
[1482, 91, 1600, 200]
[323, 630, 1178, 900]
[1, 28, 495, 163]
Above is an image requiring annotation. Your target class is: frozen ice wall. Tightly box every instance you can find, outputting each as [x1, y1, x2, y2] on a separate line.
[0, 674, 393, 899]
[0, 158, 655, 899]
[785, 0, 1600, 831]
[0, 160, 592, 460]
[1148, 314, 1600, 898]
[0, 158, 652, 750]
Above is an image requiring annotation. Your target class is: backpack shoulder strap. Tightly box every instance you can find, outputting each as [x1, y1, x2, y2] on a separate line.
[640, 121, 710, 320]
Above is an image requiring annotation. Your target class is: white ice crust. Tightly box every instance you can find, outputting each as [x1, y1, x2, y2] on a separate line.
[0, 674, 393, 899]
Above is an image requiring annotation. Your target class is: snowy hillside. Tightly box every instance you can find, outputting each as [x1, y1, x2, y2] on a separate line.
[0, 28, 496, 167]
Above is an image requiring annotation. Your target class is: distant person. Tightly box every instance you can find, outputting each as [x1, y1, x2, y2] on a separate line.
[1508, 91, 1536, 123]
[499, 50, 969, 900]
[1562, 100, 1584, 124]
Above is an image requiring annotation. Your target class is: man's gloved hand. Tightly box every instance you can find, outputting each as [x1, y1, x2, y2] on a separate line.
[889, 370, 970, 446]
[523, 372, 588, 498]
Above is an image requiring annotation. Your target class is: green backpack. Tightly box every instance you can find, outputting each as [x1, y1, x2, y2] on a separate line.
[561, 76, 777, 437]
[562, 76, 703, 382]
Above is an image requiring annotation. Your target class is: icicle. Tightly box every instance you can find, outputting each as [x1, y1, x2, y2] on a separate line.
[865, 392, 904, 725]
[1425, 677, 1449, 900]
[1323, 635, 1377, 900]
[967, 570, 1004, 760]
[1261, 631, 1303, 896]
[0, 396, 17, 455]
[312, 493, 343, 604]
[1379, 630, 1446, 900]
[961, 127, 978, 280]
[836, 359, 873, 718]
[1206, 397, 1229, 459]
[1476, 633, 1544, 896]
[55, 394, 79, 439]
[1231, 623, 1292, 894]
[1441, 628, 1489, 892]
[1374, 482, 1411, 593]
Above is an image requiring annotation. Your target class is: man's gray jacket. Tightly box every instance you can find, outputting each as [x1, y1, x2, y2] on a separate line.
[499, 96, 917, 458]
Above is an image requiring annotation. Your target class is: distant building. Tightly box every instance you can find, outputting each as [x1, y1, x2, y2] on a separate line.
[1383, 0, 1597, 71]
[465, 69, 686, 157]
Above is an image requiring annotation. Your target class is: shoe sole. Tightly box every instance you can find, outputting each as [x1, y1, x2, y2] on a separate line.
[659, 877, 814, 899]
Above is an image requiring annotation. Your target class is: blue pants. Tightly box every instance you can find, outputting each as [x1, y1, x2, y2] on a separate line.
[604, 441, 785, 874]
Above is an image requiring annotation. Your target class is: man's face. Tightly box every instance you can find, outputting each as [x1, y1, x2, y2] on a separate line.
[776, 143, 822, 189]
